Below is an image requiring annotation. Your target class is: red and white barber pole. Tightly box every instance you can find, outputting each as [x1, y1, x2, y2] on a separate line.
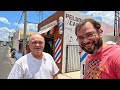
[59, 16, 63, 34]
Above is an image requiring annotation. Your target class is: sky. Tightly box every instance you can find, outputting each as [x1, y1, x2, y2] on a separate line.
[0, 11, 115, 41]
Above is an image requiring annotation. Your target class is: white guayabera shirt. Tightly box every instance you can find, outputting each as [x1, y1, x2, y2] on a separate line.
[7, 52, 59, 79]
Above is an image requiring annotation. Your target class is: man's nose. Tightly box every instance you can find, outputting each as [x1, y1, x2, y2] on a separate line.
[83, 37, 89, 42]
[35, 43, 40, 46]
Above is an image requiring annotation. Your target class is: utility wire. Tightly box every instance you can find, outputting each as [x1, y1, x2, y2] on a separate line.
[15, 11, 24, 31]
[37, 11, 43, 23]
[26, 21, 38, 24]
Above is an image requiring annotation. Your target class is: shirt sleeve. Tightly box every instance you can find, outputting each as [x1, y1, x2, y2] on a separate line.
[52, 60, 59, 75]
[7, 63, 24, 79]
[110, 55, 120, 78]
[49, 55, 59, 75]
[114, 55, 120, 78]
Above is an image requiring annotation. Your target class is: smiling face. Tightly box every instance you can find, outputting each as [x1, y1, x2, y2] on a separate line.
[76, 21, 103, 54]
[29, 34, 45, 59]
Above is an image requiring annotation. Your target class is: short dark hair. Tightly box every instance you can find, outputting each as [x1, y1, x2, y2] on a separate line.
[75, 18, 101, 36]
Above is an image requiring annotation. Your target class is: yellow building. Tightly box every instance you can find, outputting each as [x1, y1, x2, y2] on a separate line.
[12, 30, 36, 53]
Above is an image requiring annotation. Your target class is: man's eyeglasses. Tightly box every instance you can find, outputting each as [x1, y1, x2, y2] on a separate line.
[31, 41, 44, 45]
[76, 31, 97, 42]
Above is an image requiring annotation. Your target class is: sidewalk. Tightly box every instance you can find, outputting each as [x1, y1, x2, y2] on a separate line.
[58, 71, 80, 79]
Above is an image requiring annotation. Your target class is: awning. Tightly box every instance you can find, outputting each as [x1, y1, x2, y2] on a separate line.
[38, 20, 58, 35]
[38, 25, 56, 35]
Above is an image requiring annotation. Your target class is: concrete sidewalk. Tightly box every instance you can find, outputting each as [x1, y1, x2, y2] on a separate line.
[58, 71, 80, 79]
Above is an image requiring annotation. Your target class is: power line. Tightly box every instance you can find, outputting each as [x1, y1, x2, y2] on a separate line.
[15, 11, 24, 31]
[26, 21, 38, 24]
[43, 11, 51, 17]
[37, 11, 43, 23]
[43, 11, 56, 18]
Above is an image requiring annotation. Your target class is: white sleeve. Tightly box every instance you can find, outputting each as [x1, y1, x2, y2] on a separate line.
[7, 63, 24, 79]
[49, 55, 59, 75]
[52, 61, 59, 75]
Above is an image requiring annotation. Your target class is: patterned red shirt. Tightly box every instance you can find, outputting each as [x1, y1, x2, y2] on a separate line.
[83, 45, 120, 79]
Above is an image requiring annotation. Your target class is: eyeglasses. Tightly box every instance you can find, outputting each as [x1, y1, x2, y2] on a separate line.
[76, 31, 97, 42]
[31, 41, 44, 45]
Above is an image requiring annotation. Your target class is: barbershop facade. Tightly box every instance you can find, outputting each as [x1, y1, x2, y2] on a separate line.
[38, 11, 114, 74]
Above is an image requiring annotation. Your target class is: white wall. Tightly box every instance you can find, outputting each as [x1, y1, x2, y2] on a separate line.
[13, 31, 19, 51]
[62, 11, 93, 73]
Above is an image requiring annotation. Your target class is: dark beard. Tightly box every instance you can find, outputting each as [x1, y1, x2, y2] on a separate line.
[80, 37, 103, 54]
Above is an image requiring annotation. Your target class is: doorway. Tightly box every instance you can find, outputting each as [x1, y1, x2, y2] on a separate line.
[44, 36, 54, 57]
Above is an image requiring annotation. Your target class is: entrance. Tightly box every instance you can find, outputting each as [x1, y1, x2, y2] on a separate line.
[44, 36, 54, 57]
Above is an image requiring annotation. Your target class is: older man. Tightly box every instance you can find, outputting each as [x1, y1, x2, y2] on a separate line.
[8, 33, 59, 79]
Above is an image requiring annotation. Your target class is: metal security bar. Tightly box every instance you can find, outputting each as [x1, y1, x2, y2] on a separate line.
[66, 45, 80, 72]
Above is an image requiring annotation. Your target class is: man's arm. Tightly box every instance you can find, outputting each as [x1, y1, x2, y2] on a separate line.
[48, 54, 59, 79]
[53, 74, 58, 79]
[7, 64, 23, 79]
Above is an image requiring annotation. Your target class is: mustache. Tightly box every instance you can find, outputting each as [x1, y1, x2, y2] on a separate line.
[82, 42, 93, 47]
[80, 41, 97, 54]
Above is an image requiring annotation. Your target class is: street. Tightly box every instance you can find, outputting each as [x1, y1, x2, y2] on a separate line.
[0, 46, 15, 79]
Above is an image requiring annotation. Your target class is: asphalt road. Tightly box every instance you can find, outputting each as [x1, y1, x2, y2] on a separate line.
[0, 46, 16, 79]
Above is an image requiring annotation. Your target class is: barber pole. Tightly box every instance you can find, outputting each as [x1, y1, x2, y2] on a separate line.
[80, 50, 88, 62]
[59, 16, 63, 34]
[54, 38, 62, 63]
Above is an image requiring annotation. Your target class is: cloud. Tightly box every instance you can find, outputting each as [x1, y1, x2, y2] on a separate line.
[0, 17, 11, 24]
[14, 22, 18, 26]
[27, 23, 38, 32]
[0, 27, 16, 41]
[84, 11, 115, 26]
[0, 27, 9, 31]
[14, 23, 38, 32]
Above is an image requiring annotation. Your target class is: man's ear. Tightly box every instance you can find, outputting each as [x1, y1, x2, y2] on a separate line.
[98, 28, 103, 37]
